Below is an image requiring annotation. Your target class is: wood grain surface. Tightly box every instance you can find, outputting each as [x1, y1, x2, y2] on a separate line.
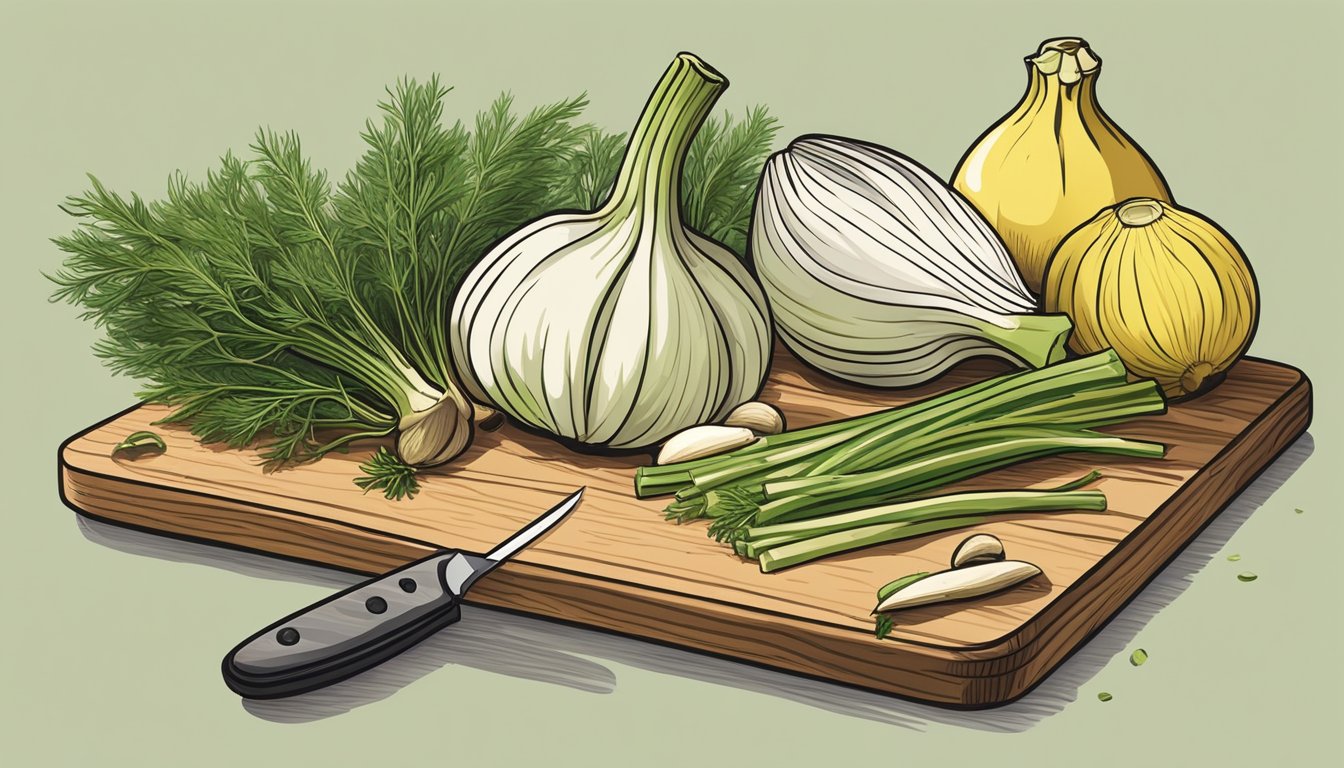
[57, 351, 1312, 708]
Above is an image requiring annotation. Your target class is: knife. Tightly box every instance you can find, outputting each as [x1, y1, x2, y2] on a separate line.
[221, 487, 584, 699]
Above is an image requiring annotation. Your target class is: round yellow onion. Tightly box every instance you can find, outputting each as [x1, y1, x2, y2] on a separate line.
[1043, 198, 1258, 399]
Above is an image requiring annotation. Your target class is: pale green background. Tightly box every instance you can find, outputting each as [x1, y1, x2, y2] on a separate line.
[3, 0, 1340, 765]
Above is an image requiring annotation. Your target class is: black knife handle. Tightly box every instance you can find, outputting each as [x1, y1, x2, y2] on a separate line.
[222, 550, 466, 699]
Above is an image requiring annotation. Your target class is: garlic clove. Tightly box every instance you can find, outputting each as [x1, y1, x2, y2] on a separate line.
[873, 560, 1042, 613]
[950, 533, 1007, 569]
[723, 401, 785, 436]
[657, 425, 758, 465]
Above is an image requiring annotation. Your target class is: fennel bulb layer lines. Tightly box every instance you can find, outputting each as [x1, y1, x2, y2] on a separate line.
[751, 135, 1071, 387]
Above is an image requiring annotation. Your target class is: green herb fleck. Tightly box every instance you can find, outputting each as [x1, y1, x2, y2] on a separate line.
[1227, 554, 1241, 562]
[877, 572, 932, 603]
[1097, 691, 1113, 702]
[354, 447, 421, 501]
[111, 430, 166, 456]
[1294, 508, 1304, 514]
[1237, 572, 1258, 583]
[1129, 648, 1148, 666]
[874, 614, 894, 640]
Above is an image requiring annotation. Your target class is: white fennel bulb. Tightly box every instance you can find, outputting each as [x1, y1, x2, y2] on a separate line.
[751, 135, 1071, 387]
[450, 53, 772, 449]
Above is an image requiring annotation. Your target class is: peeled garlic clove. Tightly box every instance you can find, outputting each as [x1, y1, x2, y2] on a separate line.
[450, 53, 771, 450]
[1043, 197, 1259, 399]
[950, 533, 1006, 569]
[951, 37, 1171, 293]
[657, 425, 757, 465]
[874, 560, 1042, 613]
[723, 401, 785, 435]
[751, 135, 1073, 387]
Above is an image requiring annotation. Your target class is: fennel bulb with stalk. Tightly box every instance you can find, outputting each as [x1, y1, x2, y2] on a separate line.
[49, 79, 601, 498]
[451, 53, 772, 450]
[750, 134, 1072, 388]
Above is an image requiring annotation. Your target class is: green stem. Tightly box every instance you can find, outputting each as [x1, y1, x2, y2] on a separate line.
[601, 52, 727, 222]
[755, 430, 1163, 524]
[642, 350, 1132, 500]
[636, 364, 1024, 496]
[744, 489, 1106, 545]
[807, 351, 1130, 477]
[757, 516, 993, 573]
[975, 313, 1073, 369]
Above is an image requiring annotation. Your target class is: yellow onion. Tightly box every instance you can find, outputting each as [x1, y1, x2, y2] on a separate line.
[1043, 198, 1259, 399]
[952, 37, 1172, 294]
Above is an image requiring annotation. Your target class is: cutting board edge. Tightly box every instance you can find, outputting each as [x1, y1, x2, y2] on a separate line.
[54, 360, 1314, 708]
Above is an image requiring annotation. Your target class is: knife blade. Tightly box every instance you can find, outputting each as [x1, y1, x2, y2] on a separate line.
[221, 487, 584, 699]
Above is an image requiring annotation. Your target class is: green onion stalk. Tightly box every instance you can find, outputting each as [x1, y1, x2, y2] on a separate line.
[636, 350, 1168, 543]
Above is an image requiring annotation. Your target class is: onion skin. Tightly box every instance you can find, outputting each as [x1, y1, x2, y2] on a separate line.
[952, 38, 1172, 294]
[1043, 198, 1259, 400]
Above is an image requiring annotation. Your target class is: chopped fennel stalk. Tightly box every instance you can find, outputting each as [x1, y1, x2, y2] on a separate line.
[744, 489, 1106, 545]
[111, 430, 167, 456]
[634, 369, 1020, 498]
[636, 350, 1168, 565]
[706, 427, 1149, 541]
[637, 350, 1151, 506]
[738, 487, 1104, 561]
[758, 517, 992, 573]
[753, 431, 1159, 525]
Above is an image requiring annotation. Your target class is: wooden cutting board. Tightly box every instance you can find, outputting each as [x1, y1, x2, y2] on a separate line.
[57, 350, 1312, 708]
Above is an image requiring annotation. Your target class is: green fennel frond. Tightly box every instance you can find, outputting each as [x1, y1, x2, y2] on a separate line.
[682, 105, 780, 255]
[446, 92, 591, 278]
[355, 446, 421, 501]
[562, 127, 628, 210]
[705, 486, 766, 542]
[50, 77, 781, 482]
[874, 614, 894, 640]
[50, 158, 407, 465]
[48, 79, 598, 470]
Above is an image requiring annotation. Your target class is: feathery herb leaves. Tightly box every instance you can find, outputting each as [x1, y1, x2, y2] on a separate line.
[50, 76, 780, 485]
[355, 446, 422, 501]
[50, 79, 593, 469]
[682, 106, 780, 255]
[562, 127, 629, 211]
